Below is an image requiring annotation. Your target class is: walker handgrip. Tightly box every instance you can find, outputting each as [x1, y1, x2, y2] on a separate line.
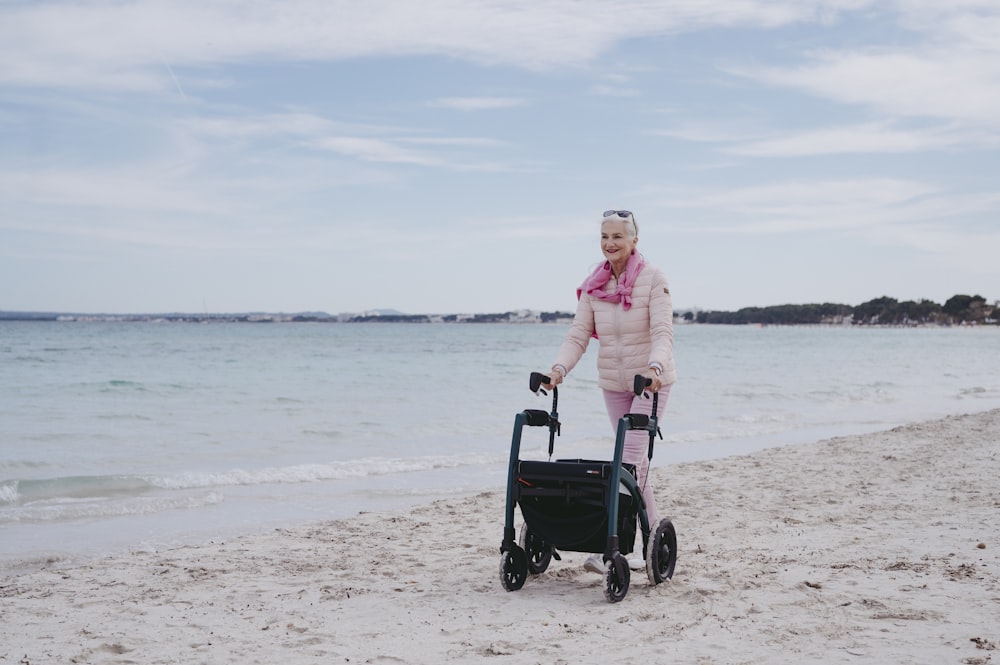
[530, 372, 550, 393]
[524, 409, 552, 427]
[628, 414, 650, 429]
[633, 374, 652, 396]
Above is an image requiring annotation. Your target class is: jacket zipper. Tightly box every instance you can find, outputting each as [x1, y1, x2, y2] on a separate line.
[612, 275, 625, 389]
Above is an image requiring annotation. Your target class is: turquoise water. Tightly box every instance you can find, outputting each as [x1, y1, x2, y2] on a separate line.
[2, 321, 999, 571]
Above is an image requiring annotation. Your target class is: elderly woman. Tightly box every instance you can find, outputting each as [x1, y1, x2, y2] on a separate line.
[541, 209, 676, 573]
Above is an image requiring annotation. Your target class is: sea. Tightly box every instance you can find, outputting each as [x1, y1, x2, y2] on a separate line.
[2, 321, 999, 573]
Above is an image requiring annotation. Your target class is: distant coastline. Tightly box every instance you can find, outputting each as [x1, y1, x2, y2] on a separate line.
[0, 309, 573, 324]
[1, 294, 996, 326]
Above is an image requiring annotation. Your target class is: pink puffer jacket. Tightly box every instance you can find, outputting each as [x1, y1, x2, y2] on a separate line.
[553, 262, 676, 392]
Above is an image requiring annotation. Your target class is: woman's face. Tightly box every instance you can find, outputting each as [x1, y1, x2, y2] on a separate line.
[601, 219, 638, 265]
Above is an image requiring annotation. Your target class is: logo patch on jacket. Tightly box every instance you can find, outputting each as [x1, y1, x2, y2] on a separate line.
[664, 288, 670, 294]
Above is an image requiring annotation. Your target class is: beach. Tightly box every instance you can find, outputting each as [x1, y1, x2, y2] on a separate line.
[2, 408, 998, 665]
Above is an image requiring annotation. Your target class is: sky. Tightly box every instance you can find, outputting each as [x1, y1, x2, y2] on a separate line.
[1, 0, 998, 315]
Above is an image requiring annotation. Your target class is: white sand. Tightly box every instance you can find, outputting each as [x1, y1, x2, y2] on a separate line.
[3, 409, 998, 665]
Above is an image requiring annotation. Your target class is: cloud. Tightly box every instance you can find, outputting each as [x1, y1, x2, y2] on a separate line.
[311, 134, 518, 172]
[0, 0, 877, 92]
[400, 137, 507, 148]
[645, 175, 1000, 287]
[178, 109, 511, 171]
[735, 51, 1000, 125]
[590, 84, 642, 97]
[726, 4, 1000, 128]
[428, 97, 527, 111]
[645, 3, 1000, 157]
[652, 177, 998, 235]
[180, 111, 341, 141]
[722, 122, 978, 156]
[650, 123, 762, 144]
[651, 119, 973, 157]
[314, 136, 446, 166]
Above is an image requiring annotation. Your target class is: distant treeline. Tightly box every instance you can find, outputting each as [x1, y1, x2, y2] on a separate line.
[3, 295, 996, 326]
[692, 294, 997, 326]
[0, 310, 575, 324]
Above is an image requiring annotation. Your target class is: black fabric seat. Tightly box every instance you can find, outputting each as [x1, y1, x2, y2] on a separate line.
[514, 459, 638, 555]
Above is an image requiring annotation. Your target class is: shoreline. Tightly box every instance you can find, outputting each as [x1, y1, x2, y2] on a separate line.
[3, 409, 998, 664]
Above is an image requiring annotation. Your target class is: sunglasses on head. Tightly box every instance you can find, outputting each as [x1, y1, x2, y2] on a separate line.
[602, 209, 637, 234]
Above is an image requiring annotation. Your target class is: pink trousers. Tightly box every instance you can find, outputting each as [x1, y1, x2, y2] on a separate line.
[602, 383, 671, 528]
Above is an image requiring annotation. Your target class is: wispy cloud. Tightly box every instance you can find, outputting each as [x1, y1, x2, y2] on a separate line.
[649, 122, 761, 144]
[649, 118, 976, 156]
[733, 50, 1000, 126]
[591, 84, 642, 97]
[400, 137, 507, 148]
[646, 174, 1000, 284]
[180, 111, 340, 141]
[723, 122, 978, 156]
[0, 0, 876, 92]
[726, 3, 1000, 129]
[428, 97, 527, 111]
[652, 177, 996, 234]
[314, 136, 446, 166]
[180, 110, 511, 170]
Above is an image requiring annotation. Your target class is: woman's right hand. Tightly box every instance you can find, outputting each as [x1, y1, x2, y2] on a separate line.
[542, 367, 564, 390]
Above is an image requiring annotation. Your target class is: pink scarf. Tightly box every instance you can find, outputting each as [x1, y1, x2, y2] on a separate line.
[576, 251, 645, 310]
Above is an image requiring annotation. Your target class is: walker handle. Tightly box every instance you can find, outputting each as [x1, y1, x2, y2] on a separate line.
[528, 372, 560, 458]
[632, 375, 662, 458]
[633, 374, 652, 397]
[529, 372, 550, 394]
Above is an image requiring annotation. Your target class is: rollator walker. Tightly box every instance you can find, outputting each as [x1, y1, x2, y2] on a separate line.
[499, 372, 677, 602]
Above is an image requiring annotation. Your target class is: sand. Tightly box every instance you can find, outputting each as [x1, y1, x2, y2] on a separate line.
[2, 409, 998, 665]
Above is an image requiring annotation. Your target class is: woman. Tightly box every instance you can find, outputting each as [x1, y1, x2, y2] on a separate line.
[541, 209, 676, 573]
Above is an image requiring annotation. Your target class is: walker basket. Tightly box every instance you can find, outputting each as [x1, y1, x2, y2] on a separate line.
[514, 459, 637, 556]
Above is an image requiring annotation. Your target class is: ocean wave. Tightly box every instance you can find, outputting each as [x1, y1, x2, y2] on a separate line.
[2, 491, 225, 524]
[148, 453, 508, 490]
[0, 482, 18, 504]
[957, 386, 992, 399]
[1, 475, 154, 504]
[0, 452, 512, 507]
[302, 429, 345, 440]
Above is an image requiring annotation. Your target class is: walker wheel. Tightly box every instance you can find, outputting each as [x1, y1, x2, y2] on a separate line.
[645, 518, 677, 585]
[519, 523, 553, 575]
[603, 553, 630, 603]
[500, 546, 528, 591]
